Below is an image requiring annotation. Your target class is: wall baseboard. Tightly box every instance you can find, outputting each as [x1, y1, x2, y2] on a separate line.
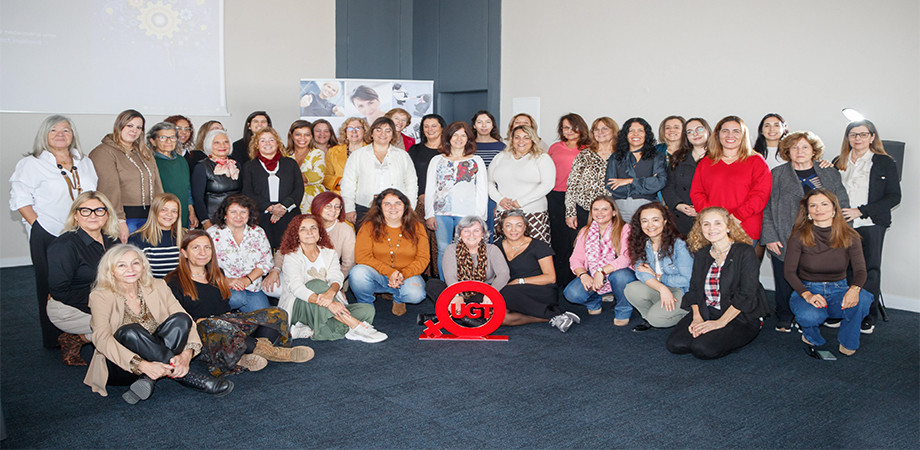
[759, 276, 918, 313]
[1, 257, 32, 268]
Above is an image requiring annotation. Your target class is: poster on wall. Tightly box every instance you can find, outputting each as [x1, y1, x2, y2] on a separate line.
[299, 78, 434, 141]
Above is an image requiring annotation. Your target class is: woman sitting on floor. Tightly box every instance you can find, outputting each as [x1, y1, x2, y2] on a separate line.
[665, 206, 770, 359]
[785, 189, 873, 356]
[420, 215, 510, 327]
[563, 195, 635, 325]
[497, 210, 580, 332]
[167, 229, 313, 376]
[279, 214, 386, 342]
[624, 202, 693, 331]
[84, 244, 233, 404]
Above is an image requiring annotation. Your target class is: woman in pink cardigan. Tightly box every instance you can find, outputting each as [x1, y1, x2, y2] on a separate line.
[563, 196, 635, 326]
[690, 116, 771, 244]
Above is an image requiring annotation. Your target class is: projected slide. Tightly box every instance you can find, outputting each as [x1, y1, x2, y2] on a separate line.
[1, 0, 226, 116]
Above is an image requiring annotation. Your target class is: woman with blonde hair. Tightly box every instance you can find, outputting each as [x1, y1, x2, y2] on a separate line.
[385, 107, 416, 150]
[505, 113, 548, 152]
[241, 127, 304, 249]
[46, 191, 120, 365]
[323, 117, 368, 193]
[128, 193, 184, 278]
[488, 125, 555, 243]
[666, 206, 769, 359]
[85, 244, 233, 404]
[690, 116, 771, 244]
[89, 109, 163, 241]
[785, 189, 873, 355]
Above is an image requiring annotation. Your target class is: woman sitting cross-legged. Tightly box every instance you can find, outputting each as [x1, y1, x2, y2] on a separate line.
[419, 215, 510, 327]
[206, 194, 273, 313]
[665, 207, 770, 359]
[563, 195, 635, 325]
[785, 188, 873, 356]
[84, 244, 233, 404]
[279, 214, 387, 343]
[167, 229, 313, 376]
[128, 193, 183, 278]
[624, 202, 692, 332]
[349, 188, 429, 316]
[497, 210, 580, 332]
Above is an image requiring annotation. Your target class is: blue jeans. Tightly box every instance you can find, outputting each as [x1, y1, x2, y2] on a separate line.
[790, 279, 873, 350]
[486, 199, 496, 243]
[348, 264, 426, 305]
[435, 215, 463, 280]
[563, 268, 635, 319]
[125, 217, 147, 234]
[229, 289, 271, 313]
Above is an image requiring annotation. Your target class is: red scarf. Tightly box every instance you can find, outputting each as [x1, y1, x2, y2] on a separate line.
[258, 151, 281, 171]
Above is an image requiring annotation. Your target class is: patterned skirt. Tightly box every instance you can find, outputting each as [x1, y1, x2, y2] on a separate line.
[196, 307, 291, 376]
[493, 209, 551, 244]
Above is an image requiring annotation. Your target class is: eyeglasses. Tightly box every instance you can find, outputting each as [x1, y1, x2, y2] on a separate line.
[323, 203, 342, 210]
[346, 127, 362, 132]
[687, 127, 707, 136]
[157, 135, 177, 142]
[848, 132, 871, 139]
[562, 126, 574, 132]
[77, 207, 107, 217]
[258, 137, 276, 143]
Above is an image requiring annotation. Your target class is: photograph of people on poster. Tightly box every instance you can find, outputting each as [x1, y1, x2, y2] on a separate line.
[300, 79, 344, 117]
[344, 81, 390, 125]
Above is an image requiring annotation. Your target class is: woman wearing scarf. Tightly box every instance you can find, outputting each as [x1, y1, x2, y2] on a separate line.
[563, 195, 635, 326]
[191, 130, 242, 229]
[241, 127, 304, 249]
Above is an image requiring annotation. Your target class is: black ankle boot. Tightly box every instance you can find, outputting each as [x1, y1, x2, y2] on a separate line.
[174, 370, 234, 397]
[123, 375, 156, 404]
[417, 313, 437, 325]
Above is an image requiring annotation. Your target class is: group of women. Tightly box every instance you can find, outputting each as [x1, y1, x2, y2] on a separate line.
[8, 107, 900, 401]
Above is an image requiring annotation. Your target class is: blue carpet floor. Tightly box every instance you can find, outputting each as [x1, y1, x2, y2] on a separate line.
[1, 265, 918, 448]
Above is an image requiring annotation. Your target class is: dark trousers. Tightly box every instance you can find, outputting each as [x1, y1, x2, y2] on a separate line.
[106, 313, 192, 385]
[30, 221, 60, 348]
[854, 225, 886, 324]
[770, 255, 794, 323]
[666, 313, 761, 360]
[354, 204, 370, 230]
[547, 191, 575, 288]
[574, 205, 589, 231]
[259, 208, 300, 250]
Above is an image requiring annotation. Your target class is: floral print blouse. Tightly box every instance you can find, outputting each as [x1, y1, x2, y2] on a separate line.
[207, 225, 273, 292]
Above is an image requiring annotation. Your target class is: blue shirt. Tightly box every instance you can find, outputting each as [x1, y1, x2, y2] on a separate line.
[635, 238, 693, 293]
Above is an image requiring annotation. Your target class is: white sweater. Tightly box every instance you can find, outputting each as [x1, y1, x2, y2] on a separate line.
[339, 144, 418, 213]
[424, 154, 488, 219]
[487, 151, 556, 213]
[279, 247, 347, 320]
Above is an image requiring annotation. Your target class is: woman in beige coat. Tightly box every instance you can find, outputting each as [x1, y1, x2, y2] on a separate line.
[84, 244, 233, 404]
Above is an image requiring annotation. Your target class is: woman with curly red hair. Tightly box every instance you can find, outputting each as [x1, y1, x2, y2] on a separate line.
[278, 214, 386, 342]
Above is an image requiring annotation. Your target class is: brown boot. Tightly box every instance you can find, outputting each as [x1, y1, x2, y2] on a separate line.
[253, 338, 314, 363]
[237, 354, 268, 372]
[58, 333, 87, 366]
[392, 301, 407, 316]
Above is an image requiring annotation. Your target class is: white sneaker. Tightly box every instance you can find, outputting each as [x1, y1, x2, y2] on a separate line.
[345, 321, 388, 343]
[290, 322, 314, 340]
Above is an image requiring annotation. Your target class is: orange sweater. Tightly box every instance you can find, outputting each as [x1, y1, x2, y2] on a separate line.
[355, 222, 429, 277]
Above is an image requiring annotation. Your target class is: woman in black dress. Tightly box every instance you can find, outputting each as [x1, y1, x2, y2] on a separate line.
[497, 210, 580, 332]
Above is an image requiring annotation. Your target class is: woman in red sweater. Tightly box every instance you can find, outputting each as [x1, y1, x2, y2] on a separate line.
[690, 116, 771, 244]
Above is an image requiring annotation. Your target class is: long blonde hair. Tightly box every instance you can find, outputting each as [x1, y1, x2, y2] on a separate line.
[686, 207, 753, 252]
[707, 116, 754, 163]
[93, 244, 154, 293]
[62, 191, 120, 239]
[131, 193, 183, 246]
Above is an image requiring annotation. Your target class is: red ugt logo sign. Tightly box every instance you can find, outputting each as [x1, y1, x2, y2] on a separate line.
[418, 281, 509, 341]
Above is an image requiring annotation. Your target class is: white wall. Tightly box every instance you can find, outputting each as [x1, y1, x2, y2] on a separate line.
[501, 0, 919, 310]
[0, 0, 336, 264]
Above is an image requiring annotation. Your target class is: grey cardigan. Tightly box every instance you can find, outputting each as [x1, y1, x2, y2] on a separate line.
[761, 163, 849, 261]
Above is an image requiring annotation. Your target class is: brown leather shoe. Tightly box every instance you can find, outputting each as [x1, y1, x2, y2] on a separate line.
[392, 301, 407, 316]
[58, 333, 87, 366]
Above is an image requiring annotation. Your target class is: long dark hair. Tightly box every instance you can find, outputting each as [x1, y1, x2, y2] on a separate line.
[361, 188, 421, 244]
[165, 229, 230, 301]
[471, 110, 502, 141]
[671, 117, 711, 171]
[792, 188, 858, 249]
[557, 113, 591, 149]
[419, 114, 446, 145]
[241, 111, 272, 149]
[627, 202, 683, 263]
[441, 121, 477, 156]
[615, 117, 657, 161]
[753, 113, 788, 161]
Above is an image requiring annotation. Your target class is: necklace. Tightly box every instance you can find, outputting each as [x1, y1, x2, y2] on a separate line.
[57, 163, 82, 201]
[124, 150, 155, 207]
[710, 242, 732, 258]
[190, 272, 208, 281]
[386, 231, 403, 265]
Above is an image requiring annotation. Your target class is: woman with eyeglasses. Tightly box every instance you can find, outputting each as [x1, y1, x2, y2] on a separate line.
[690, 116, 772, 245]
[311, 191, 356, 275]
[147, 122, 196, 228]
[241, 127, 304, 249]
[662, 118, 710, 235]
[46, 191, 119, 365]
[323, 117, 368, 194]
[834, 120, 900, 334]
[385, 107, 416, 150]
[606, 117, 668, 223]
[9, 115, 99, 348]
[89, 109, 163, 241]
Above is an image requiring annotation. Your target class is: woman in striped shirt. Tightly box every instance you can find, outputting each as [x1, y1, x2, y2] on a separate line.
[128, 193, 183, 278]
